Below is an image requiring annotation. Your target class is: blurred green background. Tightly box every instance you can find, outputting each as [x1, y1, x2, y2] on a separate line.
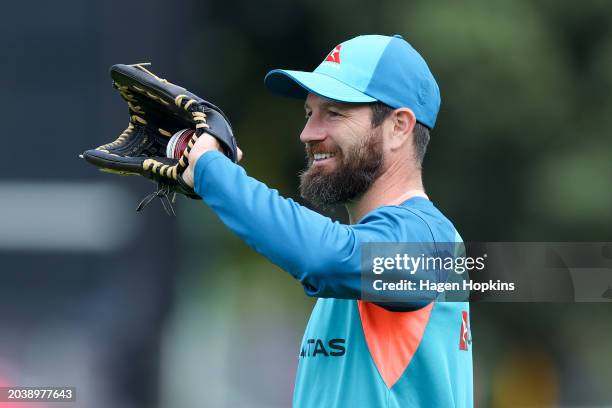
[1, 0, 611, 407]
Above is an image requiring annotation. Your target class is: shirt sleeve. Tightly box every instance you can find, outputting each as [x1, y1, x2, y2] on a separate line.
[194, 151, 439, 304]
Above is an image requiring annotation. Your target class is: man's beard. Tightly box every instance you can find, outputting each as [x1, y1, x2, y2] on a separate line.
[299, 128, 384, 208]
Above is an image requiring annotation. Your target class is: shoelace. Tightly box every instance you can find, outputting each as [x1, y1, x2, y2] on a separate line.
[136, 183, 177, 216]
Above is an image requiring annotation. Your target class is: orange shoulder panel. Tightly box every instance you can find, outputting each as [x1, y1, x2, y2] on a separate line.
[357, 301, 434, 389]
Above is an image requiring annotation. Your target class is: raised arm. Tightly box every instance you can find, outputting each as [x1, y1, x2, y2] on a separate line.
[193, 151, 438, 305]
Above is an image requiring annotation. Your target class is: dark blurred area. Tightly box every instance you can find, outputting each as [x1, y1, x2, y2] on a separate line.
[0, 1, 611, 407]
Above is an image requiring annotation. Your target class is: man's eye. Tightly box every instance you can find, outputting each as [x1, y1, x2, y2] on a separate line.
[304, 112, 312, 119]
[328, 110, 341, 117]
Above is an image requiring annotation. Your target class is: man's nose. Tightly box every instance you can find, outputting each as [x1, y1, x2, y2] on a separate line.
[300, 118, 327, 143]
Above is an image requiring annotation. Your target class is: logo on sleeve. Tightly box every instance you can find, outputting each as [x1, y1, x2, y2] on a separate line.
[324, 45, 342, 64]
[459, 311, 471, 351]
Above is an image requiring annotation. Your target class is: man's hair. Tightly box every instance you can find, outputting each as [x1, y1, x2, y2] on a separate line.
[370, 102, 430, 168]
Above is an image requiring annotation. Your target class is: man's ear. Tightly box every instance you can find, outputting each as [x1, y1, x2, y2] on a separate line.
[386, 108, 416, 151]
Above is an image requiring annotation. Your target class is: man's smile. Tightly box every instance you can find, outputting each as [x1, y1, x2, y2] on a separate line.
[312, 152, 337, 167]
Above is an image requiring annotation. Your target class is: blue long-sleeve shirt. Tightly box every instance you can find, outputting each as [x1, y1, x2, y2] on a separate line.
[194, 151, 473, 408]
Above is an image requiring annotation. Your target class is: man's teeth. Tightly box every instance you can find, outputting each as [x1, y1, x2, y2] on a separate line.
[313, 153, 336, 161]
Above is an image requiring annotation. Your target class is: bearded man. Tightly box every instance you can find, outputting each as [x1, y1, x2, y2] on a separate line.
[182, 34, 473, 408]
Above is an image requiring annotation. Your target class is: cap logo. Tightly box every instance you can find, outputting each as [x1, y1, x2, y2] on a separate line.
[324, 44, 342, 64]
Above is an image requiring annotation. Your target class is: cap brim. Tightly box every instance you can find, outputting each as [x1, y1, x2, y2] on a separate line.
[264, 69, 376, 103]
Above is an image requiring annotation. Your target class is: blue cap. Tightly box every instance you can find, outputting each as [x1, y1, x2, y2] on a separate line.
[264, 34, 441, 128]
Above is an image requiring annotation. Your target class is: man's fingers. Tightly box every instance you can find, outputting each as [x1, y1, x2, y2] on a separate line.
[181, 166, 195, 188]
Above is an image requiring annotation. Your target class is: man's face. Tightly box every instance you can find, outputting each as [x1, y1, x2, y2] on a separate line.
[299, 94, 384, 207]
